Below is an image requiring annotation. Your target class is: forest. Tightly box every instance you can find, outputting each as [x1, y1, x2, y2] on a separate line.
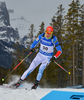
[0, 0, 84, 88]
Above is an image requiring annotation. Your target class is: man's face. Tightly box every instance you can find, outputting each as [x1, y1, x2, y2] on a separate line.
[45, 32, 52, 39]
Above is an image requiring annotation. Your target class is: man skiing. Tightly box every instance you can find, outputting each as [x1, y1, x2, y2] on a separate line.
[12, 26, 62, 89]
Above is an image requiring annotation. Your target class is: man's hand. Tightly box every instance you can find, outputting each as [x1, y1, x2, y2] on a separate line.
[31, 48, 35, 52]
[50, 57, 55, 62]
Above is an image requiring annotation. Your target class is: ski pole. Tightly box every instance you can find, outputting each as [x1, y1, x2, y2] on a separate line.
[2, 52, 32, 81]
[54, 61, 71, 75]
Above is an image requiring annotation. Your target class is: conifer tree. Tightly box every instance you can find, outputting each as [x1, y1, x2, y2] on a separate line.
[37, 22, 45, 36]
[49, 4, 65, 87]
[74, 0, 81, 85]
[11, 42, 28, 75]
[28, 24, 35, 43]
[62, 0, 82, 86]
[80, 4, 84, 85]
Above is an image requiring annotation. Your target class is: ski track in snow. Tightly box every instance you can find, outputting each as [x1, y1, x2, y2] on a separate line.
[0, 76, 84, 100]
[0, 85, 84, 100]
[0, 86, 51, 100]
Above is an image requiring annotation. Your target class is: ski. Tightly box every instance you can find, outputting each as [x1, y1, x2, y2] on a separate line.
[0, 84, 23, 89]
[0, 85, 33, 91]
[0, 85, 12, 89]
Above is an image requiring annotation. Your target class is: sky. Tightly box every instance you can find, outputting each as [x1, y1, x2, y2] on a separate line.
[1, 0, 84, 37]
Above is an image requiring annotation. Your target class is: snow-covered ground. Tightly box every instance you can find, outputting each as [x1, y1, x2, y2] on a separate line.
[0, 85, 50, 100]
[0, 76, 84, 100]
[0, 84, 84, 100]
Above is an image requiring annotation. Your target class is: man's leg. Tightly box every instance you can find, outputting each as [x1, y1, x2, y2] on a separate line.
[11, 53, 43, 88]
[31, 58, 50, 89]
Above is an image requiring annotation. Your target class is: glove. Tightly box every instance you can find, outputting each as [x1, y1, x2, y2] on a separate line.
[31, 48, 35, 52]
[50, 56, 55, 62]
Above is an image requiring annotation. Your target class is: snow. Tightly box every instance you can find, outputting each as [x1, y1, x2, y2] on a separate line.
[0, 76, 84, 100]
[0, 31, 6, 34]
[0, 84, 84, 100]
[0, 86, 49, 100]
[4, 46, 14, 53]
[9, 12, 31, 38]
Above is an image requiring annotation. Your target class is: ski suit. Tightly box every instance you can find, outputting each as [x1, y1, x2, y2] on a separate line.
[21, 33, 62, 81]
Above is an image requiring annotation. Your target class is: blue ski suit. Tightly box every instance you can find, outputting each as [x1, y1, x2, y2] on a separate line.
[21, 33, 62, 81]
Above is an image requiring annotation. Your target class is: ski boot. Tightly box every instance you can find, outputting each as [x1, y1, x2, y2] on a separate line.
[31, 80, 39, 89]
[11, 79, 23, 88]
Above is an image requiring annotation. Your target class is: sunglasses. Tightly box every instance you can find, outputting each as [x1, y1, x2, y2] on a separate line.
[46, 30, 53, 34]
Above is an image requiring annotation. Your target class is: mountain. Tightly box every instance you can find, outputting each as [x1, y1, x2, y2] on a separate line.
[8, 8, 31, 38]
[0, 40, 14, 68]
[0, 2, 21, 68]
[0, 1, 33, 68]
[19, 35, 30, 48]
[0, 2, 20, 43]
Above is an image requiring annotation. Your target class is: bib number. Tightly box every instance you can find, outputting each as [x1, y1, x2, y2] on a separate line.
[43, 46, 48, 50]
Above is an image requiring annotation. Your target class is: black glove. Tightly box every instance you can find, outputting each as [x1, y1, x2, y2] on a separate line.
[50, 57, 55, 62]
[31, 48, 35, 52]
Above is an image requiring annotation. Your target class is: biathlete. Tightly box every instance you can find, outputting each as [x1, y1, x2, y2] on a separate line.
[12, 26, 62, 89]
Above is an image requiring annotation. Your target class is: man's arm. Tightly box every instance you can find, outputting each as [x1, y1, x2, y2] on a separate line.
[53, 36, 62, 58]
[30, 33, 44, 49]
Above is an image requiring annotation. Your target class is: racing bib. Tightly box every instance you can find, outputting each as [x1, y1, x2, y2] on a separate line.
[40, 44, 54, 53]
